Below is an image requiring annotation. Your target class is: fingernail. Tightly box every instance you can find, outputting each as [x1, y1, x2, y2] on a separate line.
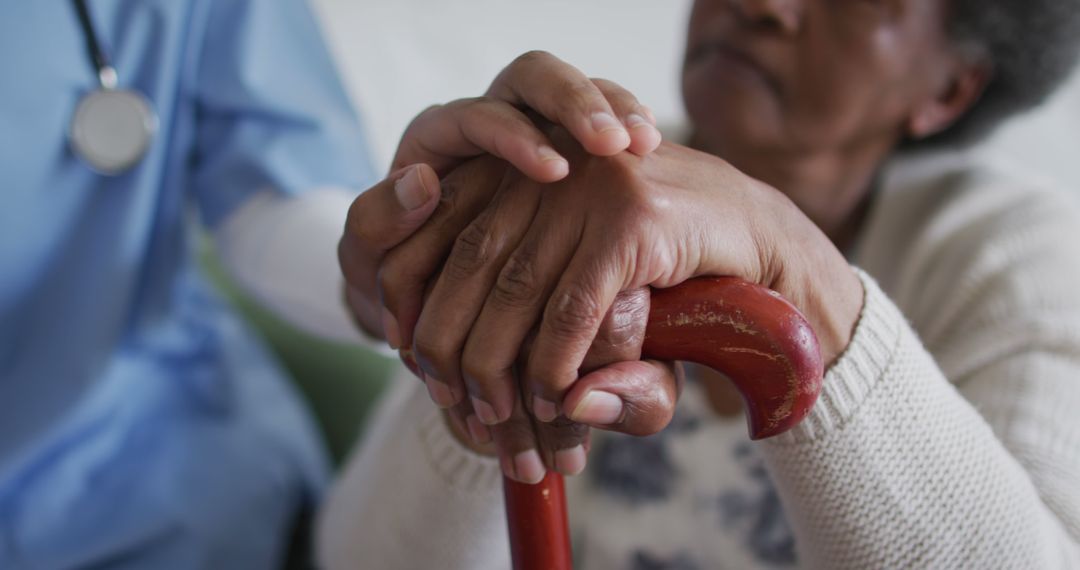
[513, 449, 546, 484]
[641, 106, 657, 124]
[537, 145, 565, 163]
[394, 166, 430, 211]
[591, 112, 627, 135]
[626, 114, 663, 150]
[424, 374, 456, 408]
[381, 308, 401, 349]
[569, 391, 624, 425]
[537, 145, 569, 178]
[465, 414, 492, 445]
[555, 445, 587, 476]
[625, 113, 651, 129]
[532, 395, 559, 423]
[471, 396, 500, 425]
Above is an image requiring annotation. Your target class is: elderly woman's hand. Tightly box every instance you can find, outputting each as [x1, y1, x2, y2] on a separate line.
[382, 130, 864, 479]
[370, 156, 684, 481]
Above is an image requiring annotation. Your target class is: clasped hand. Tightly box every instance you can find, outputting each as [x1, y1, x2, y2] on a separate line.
[339, 53, 861, 484]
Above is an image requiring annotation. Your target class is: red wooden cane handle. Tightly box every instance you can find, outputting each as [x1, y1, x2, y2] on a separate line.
[504, 277, 825, 569]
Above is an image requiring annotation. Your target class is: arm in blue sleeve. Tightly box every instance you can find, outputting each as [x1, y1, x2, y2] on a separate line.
[189, 0, 375, 228]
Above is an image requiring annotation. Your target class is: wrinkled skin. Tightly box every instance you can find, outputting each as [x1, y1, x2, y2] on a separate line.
[340, 0, 992, 482]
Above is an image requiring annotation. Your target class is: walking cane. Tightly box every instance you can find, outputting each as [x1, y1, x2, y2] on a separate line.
[504, 277, 826, 570]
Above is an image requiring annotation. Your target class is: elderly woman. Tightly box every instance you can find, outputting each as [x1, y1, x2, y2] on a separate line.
[322, 0, 1080, 567]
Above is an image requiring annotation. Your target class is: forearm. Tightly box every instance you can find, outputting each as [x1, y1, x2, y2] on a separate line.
[758, 270, 1080, 568]
[214, 188, 393, 353]
[316, 377, 510, 569]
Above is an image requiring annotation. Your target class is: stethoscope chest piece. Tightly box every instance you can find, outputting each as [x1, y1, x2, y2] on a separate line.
[70, 87, 157, 175]
[68, 0, 157, 175]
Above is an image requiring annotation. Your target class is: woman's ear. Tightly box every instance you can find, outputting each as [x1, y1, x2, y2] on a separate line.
[905, 58, 992, 140]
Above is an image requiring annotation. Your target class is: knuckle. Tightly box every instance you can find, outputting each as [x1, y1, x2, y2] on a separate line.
[497, 416, 538, 444]
[490, 251, 541, 310]
[556, 80, 601, 118]
[412, 328, 456, 373]
[591, 76, 639, 107]
[446, 219, 497, 281]
[599, 290, 649, 350]
[455, 96, 490, 117]
[589, 77, 617, 91]
[547, 285, 604, 340]
[460, 351, 504, 392]
[408, 103, 446, 129]
[597, 316, 643, 353]
[512, 49, 553, 69]
[540, 419, 589, 448]
[614, 182, 665, 223]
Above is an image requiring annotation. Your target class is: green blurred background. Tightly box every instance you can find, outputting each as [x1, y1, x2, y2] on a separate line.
[201, 242, 395, 467]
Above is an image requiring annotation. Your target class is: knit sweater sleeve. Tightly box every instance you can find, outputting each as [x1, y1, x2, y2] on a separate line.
[315, 156, 1080, 569]
[759, 181, 1080, 567]
[315, 376, 509, 570]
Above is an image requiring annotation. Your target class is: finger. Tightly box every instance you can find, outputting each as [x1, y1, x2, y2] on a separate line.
[530, 288, 649, 475]
[338, 165, 441, 345]
[516, 330, 591, 476]
[487, 51, 632, 157]
[459, 208, 582, 426]
[579, 287, 650, 372]
[525, 287, 649, 475]
[490, 386, 547, 484]
[378, 157, 508, 350]
[411, 178, 542, 409]
[563, 360, 684, 437]
[522, 249, 625, 420]
[448, 397, 499, 453]
[590, 78, 663, 156]
[339, 164, 441, 284]
[532, 415, 590, 477]
[392, 100, 570, 183]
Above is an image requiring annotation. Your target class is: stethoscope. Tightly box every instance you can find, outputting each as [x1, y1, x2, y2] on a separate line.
[69, 0, 157, 175]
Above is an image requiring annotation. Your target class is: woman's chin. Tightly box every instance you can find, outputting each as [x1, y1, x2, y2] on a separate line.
[684, 106, 779, 159]
[682, 76, 782, 156]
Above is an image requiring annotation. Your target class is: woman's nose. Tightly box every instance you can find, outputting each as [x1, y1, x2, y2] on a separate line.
[733, 0, 803, 35]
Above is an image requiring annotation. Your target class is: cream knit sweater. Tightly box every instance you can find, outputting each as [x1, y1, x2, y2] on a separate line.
[317, 151, 1080, 569]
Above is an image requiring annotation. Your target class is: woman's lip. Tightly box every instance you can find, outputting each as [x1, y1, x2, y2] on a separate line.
[686, 41, 781, 95]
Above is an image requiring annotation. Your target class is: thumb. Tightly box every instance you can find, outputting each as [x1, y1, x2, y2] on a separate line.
[562, 360, 684, 437]
[344, 164, 442, 258]
[339, 164, 441, 340]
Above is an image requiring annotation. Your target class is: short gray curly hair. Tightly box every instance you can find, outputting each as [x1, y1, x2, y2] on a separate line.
[918, 0, 1080, 147]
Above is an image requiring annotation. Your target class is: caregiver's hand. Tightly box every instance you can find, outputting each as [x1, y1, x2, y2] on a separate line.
[392, 50, 662, 182]
[394, 130, 864, 448]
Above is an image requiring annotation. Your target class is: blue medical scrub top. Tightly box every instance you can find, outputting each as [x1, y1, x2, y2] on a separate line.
[0, 0, 374, 567]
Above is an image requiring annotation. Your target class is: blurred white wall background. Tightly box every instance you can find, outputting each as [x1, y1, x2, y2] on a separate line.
[312, 0, 1080, 190]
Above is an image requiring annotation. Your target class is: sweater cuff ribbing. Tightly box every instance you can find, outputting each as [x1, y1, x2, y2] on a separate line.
[415, 396, 503, 493]
[769, 268, 905, 444]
